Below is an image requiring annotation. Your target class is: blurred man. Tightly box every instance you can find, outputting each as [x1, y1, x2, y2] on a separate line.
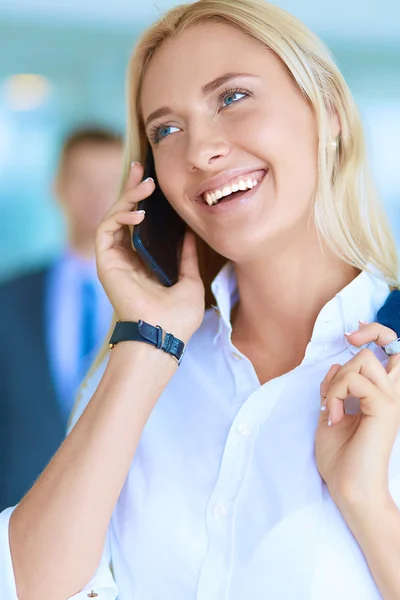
[0, 127, 123, 509]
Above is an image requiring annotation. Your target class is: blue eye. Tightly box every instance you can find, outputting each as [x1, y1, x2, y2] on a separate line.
[159, 125, 175, 138]
[222, 91, 247, 107]
[149, 124, 180, 144]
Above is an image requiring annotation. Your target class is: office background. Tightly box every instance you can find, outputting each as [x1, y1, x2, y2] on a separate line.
[0, 0, 399, 280]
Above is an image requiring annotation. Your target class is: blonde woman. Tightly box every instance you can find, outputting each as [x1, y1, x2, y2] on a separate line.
[2, 1, 400, 598]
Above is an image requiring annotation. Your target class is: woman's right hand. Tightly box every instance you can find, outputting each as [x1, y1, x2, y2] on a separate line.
[96, 161, 205, 343]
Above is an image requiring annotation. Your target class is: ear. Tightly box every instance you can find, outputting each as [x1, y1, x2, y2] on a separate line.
[52, 176, 63, 207]
[328, 108, 341, 140]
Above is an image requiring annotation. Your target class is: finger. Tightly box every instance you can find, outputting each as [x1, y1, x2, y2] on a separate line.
[320, 364, 341, 412]
[345, 321, 397, 348]
[327, 370, 393, 423]
[125, 161, 144, 193]
[96, 210, 145, 253]
[320, 364, 342, 398]
[178, 230, 201, 282]
[346, 321, 400, 379]
[387, 356, 400, 386]
[104, 162, 144, 217]
[107, 177, 155, 218]
[338, 348, 392, 395]
[324, 349, 394, 424]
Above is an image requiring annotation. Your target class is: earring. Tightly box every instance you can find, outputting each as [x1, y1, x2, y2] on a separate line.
[330, 139, 338, 152]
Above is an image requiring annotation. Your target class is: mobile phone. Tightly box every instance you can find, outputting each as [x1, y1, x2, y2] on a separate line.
[132, 148, 187, 286]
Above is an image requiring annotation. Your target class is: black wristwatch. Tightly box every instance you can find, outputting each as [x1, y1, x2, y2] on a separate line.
[109, 320, 186, 365]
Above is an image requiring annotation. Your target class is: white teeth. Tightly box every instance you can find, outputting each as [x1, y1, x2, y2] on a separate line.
[203, 176, 260, 205]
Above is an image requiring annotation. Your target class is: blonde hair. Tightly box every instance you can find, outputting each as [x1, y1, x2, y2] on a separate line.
[69, 0, 398, 427]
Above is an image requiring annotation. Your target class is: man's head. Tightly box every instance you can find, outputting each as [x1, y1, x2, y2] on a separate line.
[54, 127, 124, 253]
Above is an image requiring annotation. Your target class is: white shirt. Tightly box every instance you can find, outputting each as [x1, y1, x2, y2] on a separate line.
[46, 250, 113, 420]
[2, 263, 400, 600]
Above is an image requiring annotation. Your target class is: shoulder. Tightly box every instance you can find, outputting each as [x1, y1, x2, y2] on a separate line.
[0, 267, 49, 302]
[377, 289, 400, 337]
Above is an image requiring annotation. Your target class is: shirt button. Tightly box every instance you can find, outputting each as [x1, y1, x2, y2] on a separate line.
[236, 423, 250, 437]
[87, 593, 98, 598]
[213, 503, 227, 518]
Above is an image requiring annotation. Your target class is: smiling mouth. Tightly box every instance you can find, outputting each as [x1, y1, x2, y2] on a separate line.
[200, 170, 267, 206]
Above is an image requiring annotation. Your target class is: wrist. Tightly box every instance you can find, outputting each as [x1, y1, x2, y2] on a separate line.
[116, 314, 192, 345]
[336, 490, 395, 530]
[109, 337, 179, 372]
[110, 320, 186, 366]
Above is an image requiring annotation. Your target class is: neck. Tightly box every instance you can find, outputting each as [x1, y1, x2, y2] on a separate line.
[230, 230, 360, 377]
[67, 228, 96, 261]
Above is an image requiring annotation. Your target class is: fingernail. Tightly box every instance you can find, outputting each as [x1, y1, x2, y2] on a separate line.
[144, 177, 154, 183]
[328, 416, 332, 427]
[344, 331, 356, 336]
[131, 161, 136, 168]
[134, 210, 146, 215]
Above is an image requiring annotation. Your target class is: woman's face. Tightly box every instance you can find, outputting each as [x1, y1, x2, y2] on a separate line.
[140, 22, 336, 262]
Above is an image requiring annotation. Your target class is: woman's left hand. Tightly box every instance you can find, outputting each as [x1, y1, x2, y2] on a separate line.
[316, 322, 400, 511]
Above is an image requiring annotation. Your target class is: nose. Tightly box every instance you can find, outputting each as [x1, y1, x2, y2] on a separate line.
[186, 124, 231, 172]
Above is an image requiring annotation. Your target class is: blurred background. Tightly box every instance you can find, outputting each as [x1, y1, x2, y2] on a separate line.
[0, 0, 399, 278]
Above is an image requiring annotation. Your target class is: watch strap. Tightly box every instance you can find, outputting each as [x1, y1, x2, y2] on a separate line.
[109, 320, 185, 365]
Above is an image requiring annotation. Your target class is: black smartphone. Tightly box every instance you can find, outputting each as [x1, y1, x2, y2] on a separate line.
[132, 148, 187, 287]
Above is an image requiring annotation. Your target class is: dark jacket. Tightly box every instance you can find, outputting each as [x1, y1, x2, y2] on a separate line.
[0, 268, 65, 510]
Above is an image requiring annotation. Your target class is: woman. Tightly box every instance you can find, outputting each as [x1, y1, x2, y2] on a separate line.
[2, 1, 400, 598]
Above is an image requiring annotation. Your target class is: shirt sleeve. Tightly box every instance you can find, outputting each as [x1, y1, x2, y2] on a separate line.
[0, 506, 118, 600]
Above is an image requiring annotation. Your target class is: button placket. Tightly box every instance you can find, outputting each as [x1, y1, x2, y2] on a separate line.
[196, 395, 258, 600]
[226, 346, 257, 397]
[213, 503, 228, 518]
[236, 423, 250, 437]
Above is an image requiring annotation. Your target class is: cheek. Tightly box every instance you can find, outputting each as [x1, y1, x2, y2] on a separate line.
[157, 167, 202, 236]
[256, 107, 318, 193]
[155, 156, 190, 218]
[156, 162, 177, 202]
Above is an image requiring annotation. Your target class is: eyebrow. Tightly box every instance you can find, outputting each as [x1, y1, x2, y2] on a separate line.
[144, 72, 257, 129]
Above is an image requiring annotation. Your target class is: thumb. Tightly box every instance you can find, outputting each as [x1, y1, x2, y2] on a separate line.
[179, 229, 201, 281]
[319, 363, 341, 426]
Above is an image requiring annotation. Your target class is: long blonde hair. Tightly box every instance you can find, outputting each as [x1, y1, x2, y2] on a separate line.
[69, 0, 398, 427]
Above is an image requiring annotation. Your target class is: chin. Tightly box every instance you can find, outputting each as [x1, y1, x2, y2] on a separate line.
[203, 238, 257, 265]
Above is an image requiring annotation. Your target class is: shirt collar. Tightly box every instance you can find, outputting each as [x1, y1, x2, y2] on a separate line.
[210, 263, 390, 361]
[52, 249, 98, 281]
[211, 261, 238, 344]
